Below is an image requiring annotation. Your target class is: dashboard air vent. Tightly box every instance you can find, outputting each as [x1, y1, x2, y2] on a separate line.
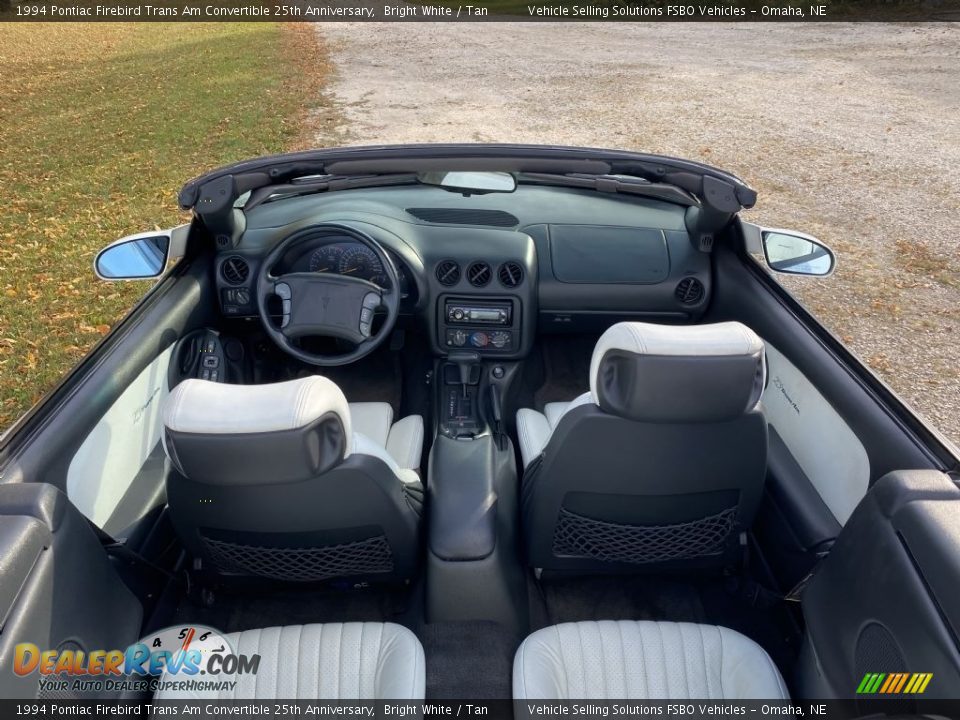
[498, 261, 524, 288]
[467, 262, 492, 287]
[435, 260, 461, 286]
[675, 277, 705, 305]
[220, 256, 250, 286]
[407, 208, 519, 228]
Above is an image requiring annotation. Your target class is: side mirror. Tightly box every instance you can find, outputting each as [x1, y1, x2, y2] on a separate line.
[94, 226, 189, 281]
[762, 229, 836, 277]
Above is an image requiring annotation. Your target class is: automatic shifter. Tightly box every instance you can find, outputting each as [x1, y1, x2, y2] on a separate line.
[448, 350, 480, 398]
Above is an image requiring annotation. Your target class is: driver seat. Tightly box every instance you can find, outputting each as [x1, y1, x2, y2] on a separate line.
[161, 376, 424, 583]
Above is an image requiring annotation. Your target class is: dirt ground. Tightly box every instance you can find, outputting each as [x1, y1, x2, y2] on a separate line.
[314, 22, 960, 448]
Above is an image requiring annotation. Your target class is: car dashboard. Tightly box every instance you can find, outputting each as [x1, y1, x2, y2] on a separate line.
[212, 182, 711, 360]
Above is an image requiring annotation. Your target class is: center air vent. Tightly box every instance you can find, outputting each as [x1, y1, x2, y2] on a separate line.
[435, 260, 461, 286]
[467, 262, 492, 287]
[407, 208, 519, 228]
[498, 262, 524, 288]
[675, 277, 705, 305]
[220, 256, 250, 286]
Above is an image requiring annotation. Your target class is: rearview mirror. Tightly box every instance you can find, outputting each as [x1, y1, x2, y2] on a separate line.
[762, 229, 835, 277]
[95, 232, 171, 280]
[417, 171, 517, 194]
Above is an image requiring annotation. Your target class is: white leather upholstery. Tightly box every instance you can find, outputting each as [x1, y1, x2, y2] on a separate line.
[516, 322, 766, 468]
[166, 376, 353, 453]
[163, 379, 423, 480]
[588, 321, 765, 405]
[386, 415, 425, 472]
[517, 392, 592, 469]
[156, 623, 425, 700]
[350, 402, 394, 448]
[514, 621, 788, 700]
[349, 401, 424, 476]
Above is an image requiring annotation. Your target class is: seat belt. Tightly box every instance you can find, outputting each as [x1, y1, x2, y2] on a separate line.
[87, 518, 183, 585]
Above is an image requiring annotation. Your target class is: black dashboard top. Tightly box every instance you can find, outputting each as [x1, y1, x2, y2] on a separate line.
[212, 182, 712, 358]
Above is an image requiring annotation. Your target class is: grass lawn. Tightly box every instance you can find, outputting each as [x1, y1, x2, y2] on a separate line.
[0, 23, 334, 431]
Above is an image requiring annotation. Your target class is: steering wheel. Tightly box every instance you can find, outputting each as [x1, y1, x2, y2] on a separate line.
[256, 223, 401, 366]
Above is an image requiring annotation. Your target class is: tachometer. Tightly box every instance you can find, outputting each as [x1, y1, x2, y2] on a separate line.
[309, 245, 342, 273]
[338, 245, 383, 282]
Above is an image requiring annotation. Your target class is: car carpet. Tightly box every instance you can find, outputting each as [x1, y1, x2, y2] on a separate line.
[168, 581, 420, 636]
[417, 621, 519, 700]
[532, 334, 595, 410]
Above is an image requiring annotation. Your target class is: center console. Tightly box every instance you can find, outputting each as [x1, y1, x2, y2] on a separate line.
[426, 352, 528, 631]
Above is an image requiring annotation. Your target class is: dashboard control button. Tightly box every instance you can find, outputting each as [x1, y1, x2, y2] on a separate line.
[470, 332, 489, 348]
[492, 365, 505, 379]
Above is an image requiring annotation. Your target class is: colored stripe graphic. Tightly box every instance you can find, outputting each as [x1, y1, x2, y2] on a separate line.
[858, 672, 932, 694]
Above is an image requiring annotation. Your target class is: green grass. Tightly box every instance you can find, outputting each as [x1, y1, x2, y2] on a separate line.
[0, 23, 332, 430]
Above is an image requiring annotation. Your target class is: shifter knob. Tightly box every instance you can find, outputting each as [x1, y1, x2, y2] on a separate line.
[447, 350, 480, 396]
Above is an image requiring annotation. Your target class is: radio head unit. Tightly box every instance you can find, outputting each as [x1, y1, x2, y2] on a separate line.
[446, 302, 511, 325]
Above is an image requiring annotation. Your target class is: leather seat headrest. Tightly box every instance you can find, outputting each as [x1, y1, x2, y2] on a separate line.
[589, 321, 766, 423]
[163, 376, 352, 484]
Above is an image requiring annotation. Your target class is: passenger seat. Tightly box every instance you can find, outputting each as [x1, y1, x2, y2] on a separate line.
[155, 622, 425, 699]
[513, 621, 788, 699]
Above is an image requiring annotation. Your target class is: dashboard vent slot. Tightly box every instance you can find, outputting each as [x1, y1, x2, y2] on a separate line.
[675, 277, 705, 305]
[498, 262, 524, 288]
[407, 208, 519, 228]
[467, 262, 492, 287]
[221, 256, 250, 286]
[435, 260, 461, 286]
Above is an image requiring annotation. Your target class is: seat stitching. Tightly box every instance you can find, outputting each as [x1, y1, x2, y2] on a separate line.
[556, 625, 570, 699]
[617, 623, 632, 699]
[697, 624, 710, 699]
[638, 622, 650, 698]
[316, 624, 324, 697]
[577, 623, 588, 697]
[336, 624, 343, 699]
[294, 625, 303, 699]
[678, 624, 690, 699]
[598, 623, 608, 700]
[718, 626, 726, 700]
[656, 622, 667, 698]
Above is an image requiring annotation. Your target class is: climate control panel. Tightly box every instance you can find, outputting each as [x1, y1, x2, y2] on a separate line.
[445, 328, 514, 351]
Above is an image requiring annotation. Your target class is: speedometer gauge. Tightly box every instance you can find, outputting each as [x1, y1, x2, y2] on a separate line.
[309, 245, 342, 273]
[338, 245, 383, 281]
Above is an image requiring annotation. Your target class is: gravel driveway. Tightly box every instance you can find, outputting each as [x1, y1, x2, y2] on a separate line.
[315, 22, 960, 448]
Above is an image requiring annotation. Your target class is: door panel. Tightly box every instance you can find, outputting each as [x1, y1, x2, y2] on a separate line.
[762, 343, 870, 525]
[1, 249, 216, 539]
[66, 344, 174, 530]
[707, 224, 947, 589]
[0, 484, 142, 699]
[799, 470, 960, 698]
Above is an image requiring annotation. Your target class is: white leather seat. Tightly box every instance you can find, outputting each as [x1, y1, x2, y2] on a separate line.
[516, 321, 766, 470]
[162, 377, 425, 583]
[516, 392, 592, 470]
[349, 401, 424, 484]
[163, 378, 423, 484]
[156, 622, 425, 700]
[513, 621, 788, 700]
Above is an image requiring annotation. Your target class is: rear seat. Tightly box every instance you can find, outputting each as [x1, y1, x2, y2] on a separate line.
[155, 622, 425, 700]
[513, 620, 788, 699]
